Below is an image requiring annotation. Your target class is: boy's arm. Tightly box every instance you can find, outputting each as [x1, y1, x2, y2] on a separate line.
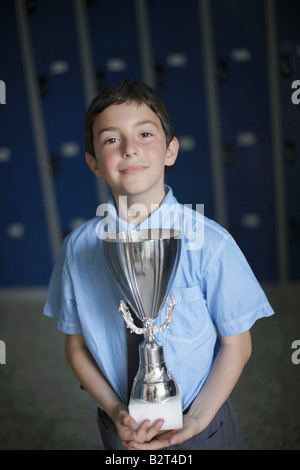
[184, 329, 252, 434]
[125, 330, 252, 450]
[65, 333, 164, 444]
[65, 333, 123, 418]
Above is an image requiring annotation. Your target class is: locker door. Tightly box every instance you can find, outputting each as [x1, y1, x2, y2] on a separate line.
[147, 0, 214, 218]
[0, 0, 53, 287]
[86, 0, 142, 88]
[211, 0, 278, 281]
[27, 0, 99, 238]
[276, 0, 300, 280]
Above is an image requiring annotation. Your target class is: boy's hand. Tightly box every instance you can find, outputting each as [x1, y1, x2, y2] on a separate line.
[121, 414, 201, 450]
[112, 404, 165, 445]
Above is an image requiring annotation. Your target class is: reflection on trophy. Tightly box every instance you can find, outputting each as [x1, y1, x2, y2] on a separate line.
[102, 229, 183, 430]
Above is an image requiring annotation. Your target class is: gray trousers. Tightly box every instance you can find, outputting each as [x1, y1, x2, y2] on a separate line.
[97, 398, 243, 450]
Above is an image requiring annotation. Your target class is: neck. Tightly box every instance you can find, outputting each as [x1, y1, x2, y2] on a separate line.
[113, 188, 166, 226]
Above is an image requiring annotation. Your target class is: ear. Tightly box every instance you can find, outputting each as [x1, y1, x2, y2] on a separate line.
[165, 137, 179, 167]
[85, 152, 103, 178]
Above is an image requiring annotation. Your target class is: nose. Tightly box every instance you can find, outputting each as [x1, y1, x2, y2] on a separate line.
[122, 137, 138, 158]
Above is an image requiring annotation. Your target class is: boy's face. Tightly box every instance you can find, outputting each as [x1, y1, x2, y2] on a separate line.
[86, 102, 178, 205]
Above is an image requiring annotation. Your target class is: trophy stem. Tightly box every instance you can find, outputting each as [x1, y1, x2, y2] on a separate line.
[129, 334, 183, 430]
[132, 335, 178, 403]
[144, 319, 155, 341]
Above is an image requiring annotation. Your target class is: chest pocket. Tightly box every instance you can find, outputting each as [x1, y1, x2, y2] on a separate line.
[160, 285, 211, 344]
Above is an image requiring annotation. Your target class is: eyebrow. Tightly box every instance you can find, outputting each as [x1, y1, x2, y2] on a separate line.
[134, 120, 160, 129]
[96, 120, 160, 138]
[96, 126, 119, 138]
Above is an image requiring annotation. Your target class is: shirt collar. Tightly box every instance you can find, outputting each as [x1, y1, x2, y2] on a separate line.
[96, 185, 181, 239]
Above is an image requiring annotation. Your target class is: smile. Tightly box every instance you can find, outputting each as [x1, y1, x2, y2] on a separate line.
[120, 165, 148, 175]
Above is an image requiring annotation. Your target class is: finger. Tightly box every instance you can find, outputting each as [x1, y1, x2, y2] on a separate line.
[169, 431, 185, 446]
[130, 419, 151, 443]
[132, 418, 164, 444]
[122, 440, 135, 450]
[168, 422, 195, 446]
[123, 414, 138, 431]
[135, 418, 151, 436]
[127, 434, 172, 451]
[143, 419, 165, 442]
[139, 418, 151, 430]
[126, 428, 176, 450]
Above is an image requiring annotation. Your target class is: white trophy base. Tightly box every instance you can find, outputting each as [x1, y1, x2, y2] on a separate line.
[129, 389, 183, 431]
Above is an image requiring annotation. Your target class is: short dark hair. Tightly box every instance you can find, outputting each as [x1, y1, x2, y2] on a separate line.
[84, 79, 175, 158]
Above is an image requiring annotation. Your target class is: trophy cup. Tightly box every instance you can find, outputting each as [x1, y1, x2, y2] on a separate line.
[102, 228, 183, 430]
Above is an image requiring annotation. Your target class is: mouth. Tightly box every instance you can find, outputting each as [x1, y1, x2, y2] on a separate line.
[120, 165, 148, 175]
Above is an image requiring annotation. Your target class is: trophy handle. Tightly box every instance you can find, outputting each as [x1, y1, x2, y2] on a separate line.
[118, 295, 177, 338]
[118, 301, 146, 335]
[153, 294, 176, 335]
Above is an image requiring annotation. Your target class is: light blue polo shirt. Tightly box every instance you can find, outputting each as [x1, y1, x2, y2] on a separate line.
[43, 186, 274, 410]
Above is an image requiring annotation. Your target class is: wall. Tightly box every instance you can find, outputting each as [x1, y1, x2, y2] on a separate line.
[0, 0, 299, 288]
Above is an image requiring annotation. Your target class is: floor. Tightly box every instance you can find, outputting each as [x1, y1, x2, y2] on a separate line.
[0, 283, 299, 450]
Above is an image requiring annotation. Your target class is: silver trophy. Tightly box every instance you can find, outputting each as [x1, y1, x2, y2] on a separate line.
[102, 228, 183, 430]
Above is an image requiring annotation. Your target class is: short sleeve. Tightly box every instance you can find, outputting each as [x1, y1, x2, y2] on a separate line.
[204, 235, 274, 336]
[43, 238, 82, 335]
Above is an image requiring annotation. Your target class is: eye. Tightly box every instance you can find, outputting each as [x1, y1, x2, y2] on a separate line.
[140, 132, 152, 138]
[104, 137, 119, 145]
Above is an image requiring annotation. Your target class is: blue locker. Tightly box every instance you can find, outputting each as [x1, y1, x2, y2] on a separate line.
[148, 0, 214, 218]
[211, 0, 278, 281]
[212, 0, 266, 42]
[0, 0, 53, 286]
[276, 0, 300, 280]
[86, 0, 142, 87]
[27, 0, 99, 237]
[215, 44, 271, 131]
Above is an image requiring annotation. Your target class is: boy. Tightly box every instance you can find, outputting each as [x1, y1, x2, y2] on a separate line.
[44, 80, 274, 450]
